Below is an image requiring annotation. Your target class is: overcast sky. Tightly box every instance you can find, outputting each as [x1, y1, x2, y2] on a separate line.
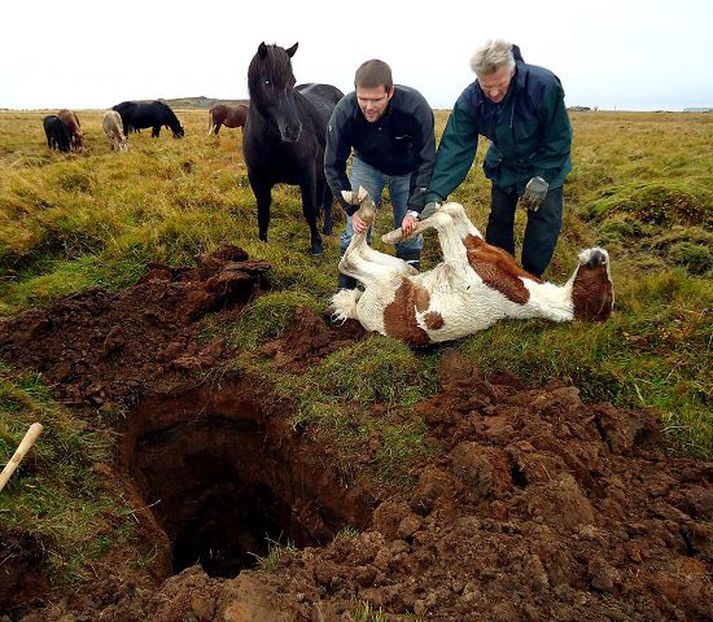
[2, 0, 712, 111]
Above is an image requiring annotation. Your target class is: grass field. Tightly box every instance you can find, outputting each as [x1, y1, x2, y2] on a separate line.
[1, 108, 710, 450]
[0, 106, 711, 595]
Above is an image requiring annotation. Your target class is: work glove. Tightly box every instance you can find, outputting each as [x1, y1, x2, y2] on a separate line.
[519, 176, 549, 211]
[419, 201, 441, 220]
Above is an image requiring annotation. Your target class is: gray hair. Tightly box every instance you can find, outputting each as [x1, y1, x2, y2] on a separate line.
[470, 39, 515, 77]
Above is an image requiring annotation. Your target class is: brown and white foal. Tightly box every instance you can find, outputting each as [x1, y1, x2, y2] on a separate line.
[330, 187, 614, 346]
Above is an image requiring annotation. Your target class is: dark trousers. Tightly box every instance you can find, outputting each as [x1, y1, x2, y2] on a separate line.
[486, 184, 563, 277]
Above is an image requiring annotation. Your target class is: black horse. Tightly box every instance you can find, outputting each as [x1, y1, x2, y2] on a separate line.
[242, 42, 344, 255]
[42, 115, 71, 152]
[112, 100, 185, 138]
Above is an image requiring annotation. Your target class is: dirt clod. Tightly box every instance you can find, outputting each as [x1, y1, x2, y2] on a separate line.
[0, 247, 710, 621]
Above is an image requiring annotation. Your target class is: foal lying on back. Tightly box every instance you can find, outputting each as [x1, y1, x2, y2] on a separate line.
[330, 187, 614, 346]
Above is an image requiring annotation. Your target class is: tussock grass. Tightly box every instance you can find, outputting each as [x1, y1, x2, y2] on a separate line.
[230, 290, 324, 350]
[0, 366, 141, 583]
[0, 109, 711, 592]
[313, 336, 422, 404]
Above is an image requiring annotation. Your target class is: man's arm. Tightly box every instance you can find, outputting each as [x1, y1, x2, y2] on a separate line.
[324, 99, 357, 214]
[529, 81, 572, 184]
[406, 101, 436, 213]
[426, 90, 480, 203]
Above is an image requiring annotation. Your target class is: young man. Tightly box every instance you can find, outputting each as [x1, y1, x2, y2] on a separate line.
[325, 59, 436, 290]
[424, 40, 572, 277]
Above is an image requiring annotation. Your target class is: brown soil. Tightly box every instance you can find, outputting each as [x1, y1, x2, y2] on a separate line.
[0, 245, 711, 622]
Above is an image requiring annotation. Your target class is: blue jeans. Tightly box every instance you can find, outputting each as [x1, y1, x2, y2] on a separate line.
[340, 157, 423, 256]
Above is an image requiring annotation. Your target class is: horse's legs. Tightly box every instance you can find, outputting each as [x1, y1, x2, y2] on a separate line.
[300, 176, 323, 255]
[249, 175, 273, 242]
[151, 126, 161, 138]
[317, 179, 333, 235]
[340, 232, 407, 290]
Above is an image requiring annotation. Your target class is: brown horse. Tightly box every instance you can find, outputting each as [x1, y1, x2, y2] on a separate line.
[207, 104, 248, 135]
[57, 109, 84, 151]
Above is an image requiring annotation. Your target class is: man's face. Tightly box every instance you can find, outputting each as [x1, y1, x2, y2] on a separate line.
[478, 65, 515, 103]
[356, 85, 394, 123]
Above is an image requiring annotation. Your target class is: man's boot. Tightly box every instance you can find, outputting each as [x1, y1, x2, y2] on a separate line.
[397, 248, 421, 271]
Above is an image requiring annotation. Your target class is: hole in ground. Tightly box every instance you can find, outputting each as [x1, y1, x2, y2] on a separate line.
[122, 378, 371, 579]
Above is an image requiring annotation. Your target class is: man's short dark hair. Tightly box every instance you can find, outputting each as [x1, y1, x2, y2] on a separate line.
[355, 59, 393, 91]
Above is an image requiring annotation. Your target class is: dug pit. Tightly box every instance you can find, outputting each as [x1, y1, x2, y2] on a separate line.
[122, 380, 367, 579]
[1, 245, 710, 621]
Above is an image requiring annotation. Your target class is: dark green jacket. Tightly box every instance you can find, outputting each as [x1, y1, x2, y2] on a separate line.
[428, 49, 572, 200]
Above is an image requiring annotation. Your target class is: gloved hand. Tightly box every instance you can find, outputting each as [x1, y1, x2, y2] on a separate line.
[519, 176, 549, 211]
[419, 201, 441, 220]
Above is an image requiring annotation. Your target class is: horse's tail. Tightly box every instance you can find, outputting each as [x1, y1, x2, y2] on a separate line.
[207, 108, 215, 136]
[329, 289, 362, 324]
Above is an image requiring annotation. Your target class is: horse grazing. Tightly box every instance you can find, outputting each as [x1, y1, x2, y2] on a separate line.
[330, 188, 614, 346]
[57, 109, 84, 152]
[42, 115, 71, 152]
[112, 100, 185, 138]
[207, 103, 248, 135]
[102, 110, 128, 151]
[242, 42, 344, 255]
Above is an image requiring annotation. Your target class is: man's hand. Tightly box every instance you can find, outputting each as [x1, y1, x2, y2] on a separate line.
[352, 211, 369, 234]
[519, 176, 549, 211]
[420, 201, 440, 220]
[401, 214, 419, 238]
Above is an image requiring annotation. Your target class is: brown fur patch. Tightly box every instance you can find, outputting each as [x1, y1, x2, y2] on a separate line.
[463, 235, 541, 304]
[383, 279, 432, 346]
[424, 312, 445, 330]
[572, 264, 614, 321]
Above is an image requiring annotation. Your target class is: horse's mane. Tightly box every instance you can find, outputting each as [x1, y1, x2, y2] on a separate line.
[247, 45, 296, 97]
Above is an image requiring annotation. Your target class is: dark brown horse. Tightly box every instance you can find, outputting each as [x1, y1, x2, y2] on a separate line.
[242, 42, 344, 255]
[57, 109, 84, 152]
[207, 104, 248, 135]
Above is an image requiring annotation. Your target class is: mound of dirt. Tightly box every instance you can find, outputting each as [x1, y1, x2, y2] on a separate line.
[1, 247, 710, 622]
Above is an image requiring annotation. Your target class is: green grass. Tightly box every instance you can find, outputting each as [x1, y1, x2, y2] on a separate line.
[0, 109, 711, 593]
[0, 365, 142, 584]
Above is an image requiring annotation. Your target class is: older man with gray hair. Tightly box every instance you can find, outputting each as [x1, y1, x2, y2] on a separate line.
[423, 40, 572, 277]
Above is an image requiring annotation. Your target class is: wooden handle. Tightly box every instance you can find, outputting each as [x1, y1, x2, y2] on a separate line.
[0, 422, 44, 492]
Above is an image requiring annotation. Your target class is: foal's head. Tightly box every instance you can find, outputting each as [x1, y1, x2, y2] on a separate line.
[247, 42, 303, 142]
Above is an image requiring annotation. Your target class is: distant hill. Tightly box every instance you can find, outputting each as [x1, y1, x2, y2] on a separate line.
[164, 96, 249, 110]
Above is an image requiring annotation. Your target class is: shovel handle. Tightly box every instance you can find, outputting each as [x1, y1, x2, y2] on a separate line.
[0, 423, 44, 492]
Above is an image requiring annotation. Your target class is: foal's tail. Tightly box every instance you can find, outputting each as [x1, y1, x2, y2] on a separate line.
[329, 289, 362, 324]
[207, 109, 215, 136]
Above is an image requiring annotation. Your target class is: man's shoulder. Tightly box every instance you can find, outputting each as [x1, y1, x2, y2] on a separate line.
[520, 62, 562, 89]
[393, 84, 431, 110]
[331, 91, 358, 124]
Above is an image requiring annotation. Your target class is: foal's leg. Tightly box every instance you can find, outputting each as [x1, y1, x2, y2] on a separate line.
[300, 173, 323, 256]
[340, 232, 405, 286]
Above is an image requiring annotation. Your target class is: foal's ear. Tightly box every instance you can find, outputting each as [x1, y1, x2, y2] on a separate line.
[258, 42, 268, 58]
[286, 42, 298, 57]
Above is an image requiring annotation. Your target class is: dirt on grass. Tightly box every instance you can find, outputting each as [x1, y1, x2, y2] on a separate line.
[0, 245, 711, 622]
